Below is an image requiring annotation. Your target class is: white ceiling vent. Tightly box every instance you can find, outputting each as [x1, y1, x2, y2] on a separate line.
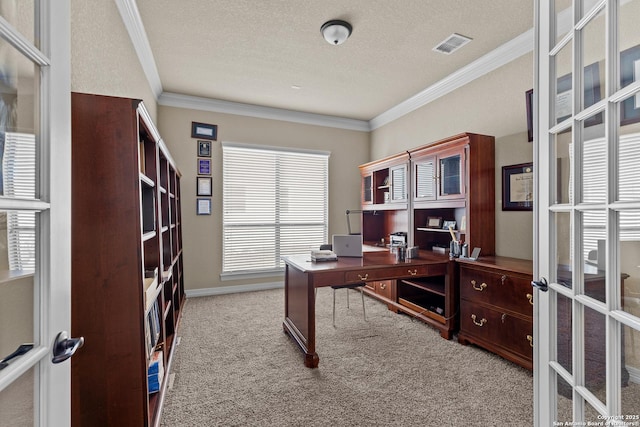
[433, 33, 472, 55]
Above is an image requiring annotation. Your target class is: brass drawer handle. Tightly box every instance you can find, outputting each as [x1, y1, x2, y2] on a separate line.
[380, 282, 386, 290]
[526, 293, 534, 305]
[408, 269, 418, 276]
[357, 274, 369, 281]
[527, 335, 534, 347]
[501, 275, 507, 285]
[471, 280, 487, 291]
[471, 314, 487, 327]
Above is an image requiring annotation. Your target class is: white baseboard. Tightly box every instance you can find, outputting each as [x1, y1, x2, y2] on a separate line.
[185, 281, 284, 298]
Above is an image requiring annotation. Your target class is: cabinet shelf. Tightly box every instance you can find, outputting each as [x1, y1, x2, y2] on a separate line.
[416, 227, 465, 234]
[400, 278, 446, 296]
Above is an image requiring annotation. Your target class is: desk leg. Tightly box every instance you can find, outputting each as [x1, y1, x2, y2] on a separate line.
[283, 264, 319, 368]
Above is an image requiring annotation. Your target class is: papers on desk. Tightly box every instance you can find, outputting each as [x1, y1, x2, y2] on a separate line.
[311, 249, 337, 262]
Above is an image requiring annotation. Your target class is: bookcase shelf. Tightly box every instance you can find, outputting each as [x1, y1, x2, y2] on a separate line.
[71, 93, 184, 427]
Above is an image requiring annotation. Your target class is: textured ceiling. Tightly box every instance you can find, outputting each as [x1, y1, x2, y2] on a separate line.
[137, 0, 533, 121]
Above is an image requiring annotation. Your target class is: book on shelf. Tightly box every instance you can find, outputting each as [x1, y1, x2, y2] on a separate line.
[148, 350, 164, 394]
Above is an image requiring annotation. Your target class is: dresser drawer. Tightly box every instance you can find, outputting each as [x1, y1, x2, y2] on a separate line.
[460, 301, 533, 360]
[345, 263, 446, 283]
[459, 266, 533, 316]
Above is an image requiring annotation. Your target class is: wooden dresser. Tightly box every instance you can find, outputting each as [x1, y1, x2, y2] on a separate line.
[456, 256, 534, 370]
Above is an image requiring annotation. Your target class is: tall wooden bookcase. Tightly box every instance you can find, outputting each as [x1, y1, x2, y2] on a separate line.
[70, 93, 184, 426]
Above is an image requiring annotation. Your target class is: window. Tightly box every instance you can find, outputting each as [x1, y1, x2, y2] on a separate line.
[222, 142, 329, 276]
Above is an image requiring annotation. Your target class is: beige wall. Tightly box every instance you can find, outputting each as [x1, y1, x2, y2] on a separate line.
[158, 106, 369, 291]
[70, 0, 158, 121]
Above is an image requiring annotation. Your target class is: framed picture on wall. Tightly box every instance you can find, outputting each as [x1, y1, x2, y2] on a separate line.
[197, 198, 211, 215]
[502, 163, 533, 211]
[191, 121, 217, 140]
[198, 140, 211, 157]
[197, 177, 212, 196]
[198, 158, 211, 175]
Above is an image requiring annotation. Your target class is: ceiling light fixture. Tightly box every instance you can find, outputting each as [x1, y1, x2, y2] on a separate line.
[320, 20, 352, 45]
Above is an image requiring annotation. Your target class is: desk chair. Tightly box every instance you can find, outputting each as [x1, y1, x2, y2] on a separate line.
[319, 244, 367, 327]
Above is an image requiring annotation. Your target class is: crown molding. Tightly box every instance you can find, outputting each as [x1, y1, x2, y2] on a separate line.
[118, 0, 533, 132]
[369, 28, 534, 130]
[158, 92, 371, 132]
[115, 0, 162, 99]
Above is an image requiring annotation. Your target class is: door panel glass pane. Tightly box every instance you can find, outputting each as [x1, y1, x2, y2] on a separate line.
[0, 1, 35, 46]
[439, 155, 461, 196]
[554, 131, 572, 204]
[0, 366, 34, 427]
[581, 120, 606, 204]
[618, 94, 640, 201]
[580, 0, 601, 19]
[555, 211, 573, 289]
[556, 373, 573, 421]
[619, 0, 640, 66]
[0, 38, 39, 199]
[583, 210, 606, 303]
[622, 324, 640, 417]
[0, 273, 34, 362]
[555, 0, 572, 45]
[620, 211, 640, 317]
[580, 8, 605, 114]
[557, 292, 573, 374]
[584, 306, 606, 404]
[555, 40, 574, 125]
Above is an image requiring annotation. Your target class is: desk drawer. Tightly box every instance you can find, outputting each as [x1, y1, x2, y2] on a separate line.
[459, 266, 533, 316]
[460, 301, 533, 360]
[345, 263, 446, 284]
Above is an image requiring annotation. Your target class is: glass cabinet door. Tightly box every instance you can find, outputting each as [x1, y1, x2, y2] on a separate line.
[438, 148, 465, 199]
[362, 174, 372, 204]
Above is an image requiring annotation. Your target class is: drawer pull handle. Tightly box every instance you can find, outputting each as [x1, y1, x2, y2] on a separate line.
[471, 280, 487, 291]
[526, 293, 534, 305]
[408, 269, 418, 276]
[501, 275, 507, 285]
[527, 335, 534, 347]
[471, 314, 487, 327]
[380, 283, 386, 290]
[358, 274, 369, 281]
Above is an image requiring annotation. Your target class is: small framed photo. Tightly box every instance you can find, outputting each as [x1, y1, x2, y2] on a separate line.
[198, 140, 211, 157]
[197, 198, 211, 215]
[198, 158, 211, 175]
[426, 216, 443, 229]
[197, 177, 212, 196]
[191, 122, 217, 140]
[442, 220, 457, 230]
[502, 162, 533, 211]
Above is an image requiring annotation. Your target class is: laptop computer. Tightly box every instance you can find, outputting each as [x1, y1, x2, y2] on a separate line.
[332, 234, 363, 257]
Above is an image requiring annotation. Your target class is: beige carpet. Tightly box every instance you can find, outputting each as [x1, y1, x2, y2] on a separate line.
[160, 288, 534, 426]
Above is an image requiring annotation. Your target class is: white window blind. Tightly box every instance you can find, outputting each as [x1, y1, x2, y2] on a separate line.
[578, 132, 640, 260]
[3, 132, 36, 271]
[222, 143, 329, 275]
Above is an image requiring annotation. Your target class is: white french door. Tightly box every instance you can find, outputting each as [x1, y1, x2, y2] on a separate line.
[0, 2, 72, 426]
[535, 0, 640, 424]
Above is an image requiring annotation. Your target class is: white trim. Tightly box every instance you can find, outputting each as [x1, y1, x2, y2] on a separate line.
[185, 281, 284, 298]
[159, 92, 371, 132]
[627, 365, 640, 384]
[369, 28, 535, 130]
[114, 0, 163, 99]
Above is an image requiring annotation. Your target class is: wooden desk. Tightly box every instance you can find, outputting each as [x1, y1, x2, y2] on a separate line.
[282, 251, 450, 368]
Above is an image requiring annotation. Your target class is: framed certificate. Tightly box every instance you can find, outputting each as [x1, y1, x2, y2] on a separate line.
[502, 163, 533, 211]
[197, 198, 211, 215]
[197, 177, 212, 196]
